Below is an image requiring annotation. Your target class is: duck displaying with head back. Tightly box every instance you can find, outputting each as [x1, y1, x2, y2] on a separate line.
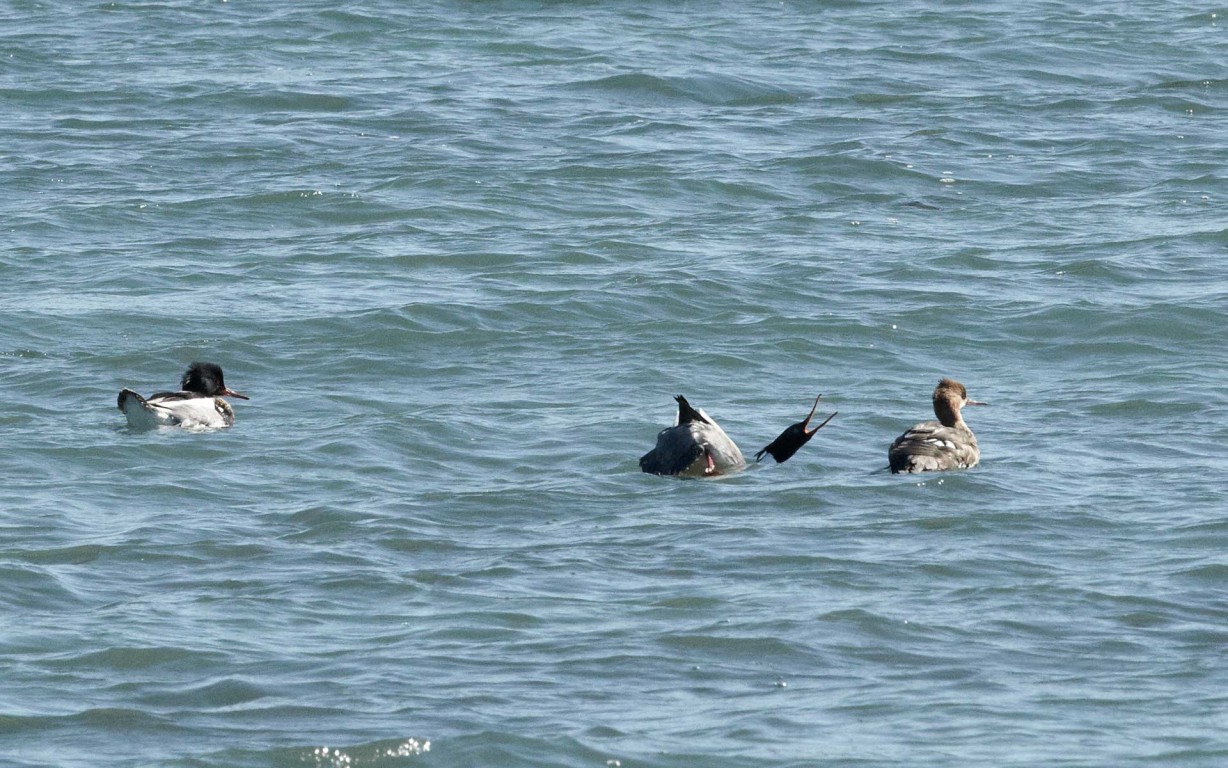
[640, 394, 836, 478]
[888, 378, 985, 473]
[118, 362, 249, 430]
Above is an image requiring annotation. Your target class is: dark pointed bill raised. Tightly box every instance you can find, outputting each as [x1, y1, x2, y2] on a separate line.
[754, 395, 837, 464]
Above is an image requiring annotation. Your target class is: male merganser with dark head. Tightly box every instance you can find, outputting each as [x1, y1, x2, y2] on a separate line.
[888, 378, 985, 473]
[640, 395, 836, 478]
[117, 362, 249, 430]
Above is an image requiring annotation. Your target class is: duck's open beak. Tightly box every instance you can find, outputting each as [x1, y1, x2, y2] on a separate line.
[797, 394, 838, 437]
[801, 395, 827, 434]
[808, 410, 836, 432]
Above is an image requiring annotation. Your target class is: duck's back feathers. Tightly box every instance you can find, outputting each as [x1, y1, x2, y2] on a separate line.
[639, 424, 709, 477]
[888, 420, 979, 473]
[640, 395, 745, 477]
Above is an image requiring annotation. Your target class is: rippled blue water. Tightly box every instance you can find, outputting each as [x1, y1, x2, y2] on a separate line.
[2, 2, 1226, 766]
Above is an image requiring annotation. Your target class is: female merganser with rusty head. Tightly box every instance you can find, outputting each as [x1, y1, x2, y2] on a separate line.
[888, 378, 985, 473]
[117, 362, 249, 430]
[640, 395, 836, 478]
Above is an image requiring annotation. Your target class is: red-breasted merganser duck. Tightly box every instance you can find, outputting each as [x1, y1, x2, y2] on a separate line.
[117, 362, 249, 430]
[640, 395, 836, 477]
[888, 378, 985, 473]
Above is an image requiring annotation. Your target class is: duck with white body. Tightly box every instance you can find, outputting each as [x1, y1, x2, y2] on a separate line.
[117, 362, 249, 431]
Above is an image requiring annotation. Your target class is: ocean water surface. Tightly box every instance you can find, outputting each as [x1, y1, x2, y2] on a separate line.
[2, 2, 1226, 766]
